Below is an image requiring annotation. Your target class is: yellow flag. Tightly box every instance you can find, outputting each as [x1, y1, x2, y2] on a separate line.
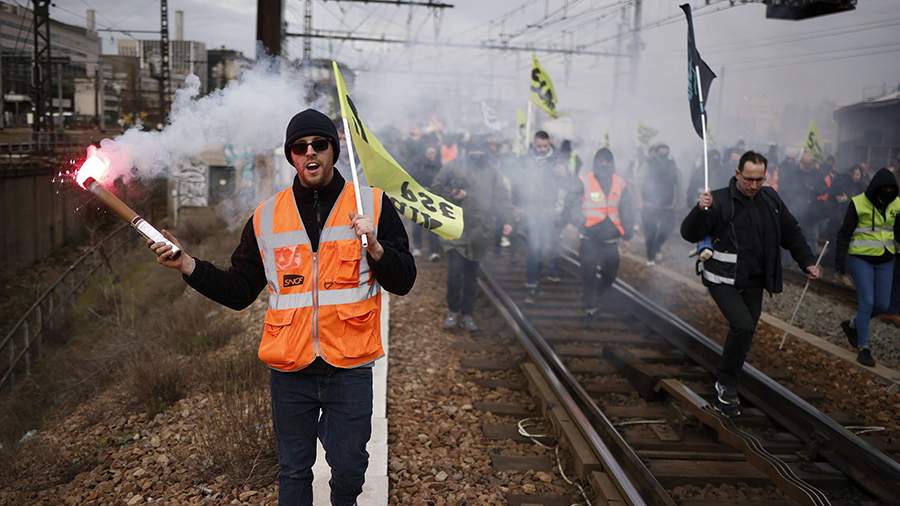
[529, 55, 558, 119]
[332, 62, 463, 240]
[803, 120, 824, 163]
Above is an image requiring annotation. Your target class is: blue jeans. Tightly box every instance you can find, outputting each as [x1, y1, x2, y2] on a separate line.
[525, 218, 560, 288]
[847, 255, 895, 348]
[889, 254, 900, 314]
[270, 367, 373, 506]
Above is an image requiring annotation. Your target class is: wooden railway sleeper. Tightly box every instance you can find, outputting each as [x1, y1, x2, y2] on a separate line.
[656, 378, 832, 506]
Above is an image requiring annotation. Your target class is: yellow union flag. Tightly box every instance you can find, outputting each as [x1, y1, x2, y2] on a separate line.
[804, 120, 824, 163]
[332, 62, 463, 240]
[530, 55, 558, 119]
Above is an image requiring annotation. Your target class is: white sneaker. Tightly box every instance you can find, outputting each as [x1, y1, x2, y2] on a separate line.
[412, 248, 422, 257]
[646, 260, 656, 266]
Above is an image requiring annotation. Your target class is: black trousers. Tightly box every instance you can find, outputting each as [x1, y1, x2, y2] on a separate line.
[708, 284, 764, 388]
[579, 238, 619, 309]
[642, 208, 675, 261]
[446, 250, 479, 316]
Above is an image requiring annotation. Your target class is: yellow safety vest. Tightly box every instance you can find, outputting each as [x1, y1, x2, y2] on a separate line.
[849, 193, 899, 257]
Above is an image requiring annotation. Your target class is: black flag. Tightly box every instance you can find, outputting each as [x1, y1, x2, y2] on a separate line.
[681, 3, 716, 139]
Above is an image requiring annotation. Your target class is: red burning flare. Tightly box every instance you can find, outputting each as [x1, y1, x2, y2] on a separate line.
[75, 145, 112, 189]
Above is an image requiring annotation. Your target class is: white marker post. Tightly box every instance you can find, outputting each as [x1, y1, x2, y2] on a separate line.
[339, 116, 369, 248]
[778, 241, 829, 350]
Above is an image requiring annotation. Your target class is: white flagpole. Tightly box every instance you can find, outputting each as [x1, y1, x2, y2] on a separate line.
[339, 116, 369, 248]
[694, 65, 710, 192]
[526, 100, 534, 150]
[778, 241, 829, 350]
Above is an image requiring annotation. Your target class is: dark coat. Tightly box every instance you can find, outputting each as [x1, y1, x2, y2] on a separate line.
[432, 154, 513, 261]
[680, 178, 816, 293]
[642, 155, 680, 210]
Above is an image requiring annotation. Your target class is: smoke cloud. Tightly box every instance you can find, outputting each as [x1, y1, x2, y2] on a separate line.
[94, 58, 306, 183]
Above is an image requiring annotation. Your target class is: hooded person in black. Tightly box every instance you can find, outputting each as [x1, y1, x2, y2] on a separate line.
[641, 143, 680, 264]
[681, 151, 818, 417]
[835, 168, 900, 366]
[564, 148, 636, 324]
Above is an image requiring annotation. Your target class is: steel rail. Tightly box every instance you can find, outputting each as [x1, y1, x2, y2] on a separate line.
[609, 271, 900, 503]
[477, 268, 667, 506]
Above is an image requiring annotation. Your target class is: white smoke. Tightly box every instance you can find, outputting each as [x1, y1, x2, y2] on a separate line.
[95, 58, 307, 182]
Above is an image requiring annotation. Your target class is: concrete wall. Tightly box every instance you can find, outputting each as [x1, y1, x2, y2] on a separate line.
[835, 103, 900, 172]
[0, 167, 88, 275]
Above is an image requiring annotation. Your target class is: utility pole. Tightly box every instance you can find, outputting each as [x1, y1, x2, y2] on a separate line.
[628, 0, 642, 91]
[0, 50, 5, 130]
[56, 62, 62, 131]
[94, 65, 100, 128]
[303, 0, 313, 62]
[31, 0, 53, 135]
[159, 0, 170, 126]
[256, 0, 284, 57]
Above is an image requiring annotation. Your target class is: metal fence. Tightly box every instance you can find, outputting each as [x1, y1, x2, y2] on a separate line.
[0, 222, 136, 393]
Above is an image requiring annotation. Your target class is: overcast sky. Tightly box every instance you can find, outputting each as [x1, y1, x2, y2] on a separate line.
[49, 0, 900, 153]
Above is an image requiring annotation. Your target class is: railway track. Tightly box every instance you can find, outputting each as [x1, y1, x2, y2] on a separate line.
[470, 246, 900, 505]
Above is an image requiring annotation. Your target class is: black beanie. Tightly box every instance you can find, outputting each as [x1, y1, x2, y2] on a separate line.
[283, 108, 340, 165]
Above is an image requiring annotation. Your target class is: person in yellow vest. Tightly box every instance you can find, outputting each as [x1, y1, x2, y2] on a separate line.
[836, 168, 899, 367]
[147, 108, 416, 505]
[564, 148, 636, 326]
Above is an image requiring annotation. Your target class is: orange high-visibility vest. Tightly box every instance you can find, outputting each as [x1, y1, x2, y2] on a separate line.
[253, 182, 383, 371]
[580, 172, 626, 236]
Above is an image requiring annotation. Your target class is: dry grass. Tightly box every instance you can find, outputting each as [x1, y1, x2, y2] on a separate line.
[123, 347, 187, 417]
[193, 339, 277, 488]
[0, 216, 247, 478]
[157, 294, 243, 356]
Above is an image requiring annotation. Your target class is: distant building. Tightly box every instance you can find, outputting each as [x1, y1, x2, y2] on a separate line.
[117, 39, 208, 94]
[833, 85, 900, 172]
[207, 48, 253, 91]
[0, 1, 101, 126]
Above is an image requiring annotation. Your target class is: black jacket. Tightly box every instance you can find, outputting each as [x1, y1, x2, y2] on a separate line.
[835, 168, 900, 273]
[681, 177, 815, 293]
[184, 170, 416, 310]
[779, 165, 828, 221]
[642, 155, 680, 210]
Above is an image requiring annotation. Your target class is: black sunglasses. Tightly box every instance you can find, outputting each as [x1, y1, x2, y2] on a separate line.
[290, 139, 331, 155]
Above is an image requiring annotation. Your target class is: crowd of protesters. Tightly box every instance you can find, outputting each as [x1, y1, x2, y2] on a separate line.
[385, 123, 899, 375]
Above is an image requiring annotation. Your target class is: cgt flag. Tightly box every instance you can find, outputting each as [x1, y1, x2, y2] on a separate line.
[804, 120, 824, 163]
[332, 62, 464, 240]
[530, 55, 559, 119]
[680, 3, 716, 139]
